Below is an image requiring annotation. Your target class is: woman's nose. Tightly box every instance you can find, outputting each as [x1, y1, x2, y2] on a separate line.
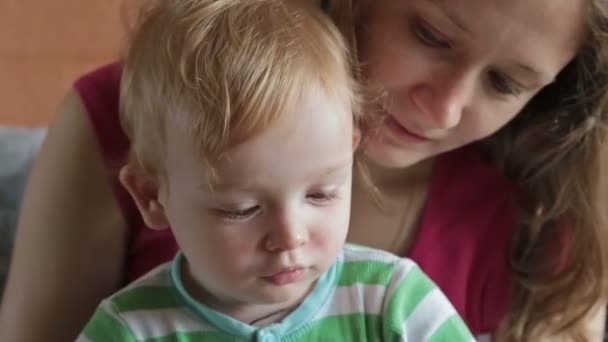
[408, 68, 476, 131]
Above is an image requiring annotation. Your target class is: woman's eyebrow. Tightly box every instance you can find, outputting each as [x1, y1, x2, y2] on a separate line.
[512, 62, 551, 82]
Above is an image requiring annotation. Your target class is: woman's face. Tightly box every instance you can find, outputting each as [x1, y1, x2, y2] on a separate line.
[356, 0, 585, 168]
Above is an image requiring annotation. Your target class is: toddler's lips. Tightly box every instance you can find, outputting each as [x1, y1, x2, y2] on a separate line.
[261, 267, 306, 286]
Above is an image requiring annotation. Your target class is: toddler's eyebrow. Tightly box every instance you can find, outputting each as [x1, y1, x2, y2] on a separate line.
[197, 159, 353, 192]
[315, 159, 354, 178]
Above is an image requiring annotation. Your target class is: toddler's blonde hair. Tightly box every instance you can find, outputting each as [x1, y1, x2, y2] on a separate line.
[120, 0, 360, 177]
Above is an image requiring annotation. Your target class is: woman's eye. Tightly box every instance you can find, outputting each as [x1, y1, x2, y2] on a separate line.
[217, 206, 259, 221]
[307, 191, 339, 203]
[413, 21, 450, 49]
[488, 71, 522, 96]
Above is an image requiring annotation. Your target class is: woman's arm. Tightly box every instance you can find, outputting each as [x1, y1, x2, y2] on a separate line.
[0, 90, 129, 342]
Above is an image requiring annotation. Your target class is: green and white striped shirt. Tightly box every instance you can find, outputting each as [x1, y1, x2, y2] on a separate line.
[78, 245, 474, 341]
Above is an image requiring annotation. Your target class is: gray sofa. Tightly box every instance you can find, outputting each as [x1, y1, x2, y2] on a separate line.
[0, 126, 46, 295]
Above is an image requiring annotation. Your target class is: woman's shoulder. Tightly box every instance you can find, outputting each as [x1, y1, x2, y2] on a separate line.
[74, 62, 122, 105]
[73, 62, 122, 126]
[72, 62, 127, 165]
[71, 62, 178, 282]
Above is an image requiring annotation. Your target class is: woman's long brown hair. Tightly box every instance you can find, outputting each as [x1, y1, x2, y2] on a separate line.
[489, 0, 608, 339]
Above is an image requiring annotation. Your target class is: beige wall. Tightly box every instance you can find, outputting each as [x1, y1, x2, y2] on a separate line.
[0, 0, 126, 126]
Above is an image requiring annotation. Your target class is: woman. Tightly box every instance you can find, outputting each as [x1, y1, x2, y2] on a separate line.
[1, 0, 607, 340]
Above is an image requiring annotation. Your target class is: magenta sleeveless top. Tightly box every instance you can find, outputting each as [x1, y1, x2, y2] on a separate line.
[74, 63, 180, 285]
[74, 63, 514, 335]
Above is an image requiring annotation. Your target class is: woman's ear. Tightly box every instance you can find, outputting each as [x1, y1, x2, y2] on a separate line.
[119, 163, 170, 230]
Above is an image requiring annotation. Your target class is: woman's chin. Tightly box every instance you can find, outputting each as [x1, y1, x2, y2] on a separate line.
[361, 141, 427, 170]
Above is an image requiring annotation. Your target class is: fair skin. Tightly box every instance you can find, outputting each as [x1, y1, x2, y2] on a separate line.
[356, 0, 583, 171]
[0, 0, 604, 341]
[348, 0, 587, 255]
[348, 0, 606, 340]
[349, 0, 584, 257]
[120, 89, 356, 324]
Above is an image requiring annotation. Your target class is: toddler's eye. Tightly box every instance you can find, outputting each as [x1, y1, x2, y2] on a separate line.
[307, 191, 339, 204]
[217, 206, 259, 221]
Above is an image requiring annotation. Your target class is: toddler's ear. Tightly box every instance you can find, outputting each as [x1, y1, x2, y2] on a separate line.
[119, 163, 170, 230]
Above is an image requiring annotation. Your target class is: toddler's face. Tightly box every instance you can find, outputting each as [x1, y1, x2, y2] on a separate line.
[160, 89, 355, 314]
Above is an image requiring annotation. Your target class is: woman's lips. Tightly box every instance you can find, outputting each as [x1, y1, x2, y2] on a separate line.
[384, 115, 432, 143]
[261, 267, 306, 286]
